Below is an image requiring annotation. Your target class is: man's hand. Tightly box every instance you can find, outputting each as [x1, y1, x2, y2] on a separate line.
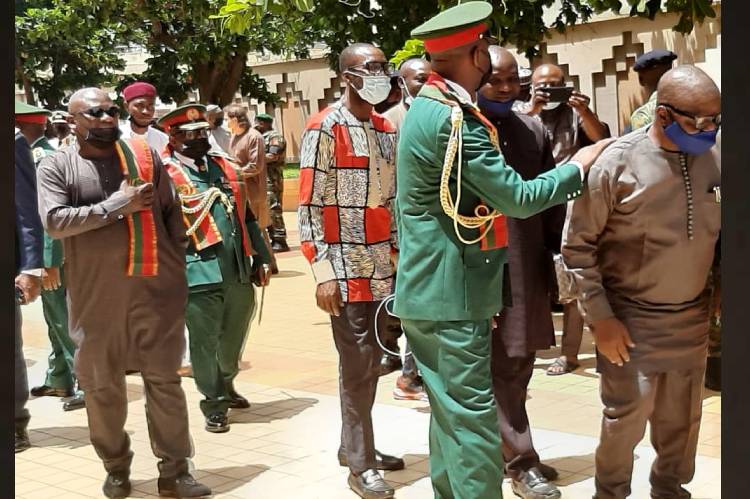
[42, 267, 62, 291]
[590, 317, 636, 367]
[15, 274, 42, 304]
[567, 90, 591, 113]
[570, 138, 616, 174]
[316, 280, 344, 317]
[240, 164, 260, 180]
[256, 264, 271, 287]
[119, 180, 154, 213]
[525, 86, 551, 116]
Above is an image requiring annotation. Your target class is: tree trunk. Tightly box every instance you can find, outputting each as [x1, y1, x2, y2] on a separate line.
[193, 51, 249, 107]
[15, 55, 35, 105]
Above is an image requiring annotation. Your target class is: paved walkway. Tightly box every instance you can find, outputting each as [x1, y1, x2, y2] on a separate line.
[15, 213, 720, 498]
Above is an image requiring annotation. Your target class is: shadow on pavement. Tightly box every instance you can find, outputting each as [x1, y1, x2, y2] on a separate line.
[229, 397, 318, 425]
[28, 426, 91, 449]
[386, 453, 430, 489]
[129, 464, 271, 497]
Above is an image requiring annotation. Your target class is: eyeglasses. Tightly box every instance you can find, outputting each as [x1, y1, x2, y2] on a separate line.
[658, 103, 721, 130]
[77, 106, 120, 119]
[348, 61, 395, 76]
[176, 128, 209, 140]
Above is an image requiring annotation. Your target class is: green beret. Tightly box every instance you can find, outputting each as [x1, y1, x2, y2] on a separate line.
[256, 113, 274, 122]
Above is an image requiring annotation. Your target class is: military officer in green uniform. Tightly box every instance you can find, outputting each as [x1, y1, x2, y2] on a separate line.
[393, 3, 613, 497]
[158, 104, 272, 434]
[254, 113, 289, 252]
[15, 101, 86, 412]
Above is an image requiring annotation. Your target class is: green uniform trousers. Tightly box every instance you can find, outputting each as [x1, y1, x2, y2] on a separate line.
[402, 318, 504, 499]
[41, 270, 76, 390]
[186, 282, 255, 416]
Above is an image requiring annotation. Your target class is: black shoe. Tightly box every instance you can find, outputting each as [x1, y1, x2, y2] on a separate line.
[270, 262, 280, 275]
[227, 390, 250, 409]
[205, 412, 229, 433]
[347, 469, 395, 499]
[272, 241, 290, 253]
[705, 356, 721, 391]
[15, 428, 30, 453]
[338, 449, 405, 471]
[63, 392, 86, 411]
[102, 471, 131, 499]
[158, 472, 212, 498]
[538, 462, 559, 481]
[30, 385, 73, 398]
[378, 354, 402, 377]
[511, 467, 561, 499]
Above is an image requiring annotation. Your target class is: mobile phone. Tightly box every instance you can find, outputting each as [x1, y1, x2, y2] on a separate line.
[16, 286, 25, 305]
[543, 86, 574, 103]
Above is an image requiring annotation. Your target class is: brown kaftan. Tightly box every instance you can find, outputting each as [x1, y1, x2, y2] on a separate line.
[36, 144, 193, 475]
[36, 145, 189, 388]
[229, 127, 270, 228]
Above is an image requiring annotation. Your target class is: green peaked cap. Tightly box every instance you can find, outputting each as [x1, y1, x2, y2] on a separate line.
[410, 1, 493, 40]
[157, 103, 209, 131]
[15, 100, 51, 116]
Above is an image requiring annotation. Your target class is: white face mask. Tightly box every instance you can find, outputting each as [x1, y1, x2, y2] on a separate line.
[350, 74, 392, 106]
[400, 77, 415, 107]
[543, 101, 562, 111]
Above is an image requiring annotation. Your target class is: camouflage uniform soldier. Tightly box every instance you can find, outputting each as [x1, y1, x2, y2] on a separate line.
[255, 113, 289, 252]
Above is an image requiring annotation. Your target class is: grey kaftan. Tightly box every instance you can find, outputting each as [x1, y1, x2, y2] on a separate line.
[562, 125, 721, 373]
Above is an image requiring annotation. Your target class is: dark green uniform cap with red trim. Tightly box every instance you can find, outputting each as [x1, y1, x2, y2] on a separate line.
[157, 104, 210, 132]
[410, 1, 493, 53]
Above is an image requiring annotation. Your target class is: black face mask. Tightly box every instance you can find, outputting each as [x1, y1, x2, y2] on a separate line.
[85, 127, 121, 148]
[179, 138, 212, 160]
[213, 117, 224, 128]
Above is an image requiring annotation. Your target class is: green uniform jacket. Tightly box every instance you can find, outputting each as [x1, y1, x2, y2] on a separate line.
[176, 154, 272, 290]
[32, 137, 64, 268]
[394, 78, 584, 321]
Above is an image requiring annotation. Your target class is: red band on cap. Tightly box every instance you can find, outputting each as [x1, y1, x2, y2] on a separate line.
[424, 22, 488, 53]
[15, 115, 48, 125]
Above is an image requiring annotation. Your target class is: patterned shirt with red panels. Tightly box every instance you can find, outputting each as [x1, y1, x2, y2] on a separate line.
[298, 101, 398, 303]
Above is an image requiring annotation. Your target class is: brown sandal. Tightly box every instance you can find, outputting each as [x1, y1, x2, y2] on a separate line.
[546, 357, 579, 376]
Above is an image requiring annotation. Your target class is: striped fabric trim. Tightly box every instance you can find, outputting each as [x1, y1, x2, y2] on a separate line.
[115, 138, 159, 276]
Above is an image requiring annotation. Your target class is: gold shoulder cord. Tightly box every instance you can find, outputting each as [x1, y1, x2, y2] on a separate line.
[438, 102, 503, 245]
[168, 158, 234, 236]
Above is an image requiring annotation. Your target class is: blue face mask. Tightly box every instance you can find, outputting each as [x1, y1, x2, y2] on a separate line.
[663, 121, 718, 155]
[477, 93, 515, 118]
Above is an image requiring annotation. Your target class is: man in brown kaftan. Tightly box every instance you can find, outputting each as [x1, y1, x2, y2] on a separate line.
[36, 88, 210, 499]
[562, 67, 721, 499]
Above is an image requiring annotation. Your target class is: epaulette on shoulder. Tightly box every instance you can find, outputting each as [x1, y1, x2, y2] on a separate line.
[32, 147, 46, 163]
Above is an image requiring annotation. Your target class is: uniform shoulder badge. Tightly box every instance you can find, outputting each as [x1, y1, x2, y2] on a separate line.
[32, 147, 45, 163]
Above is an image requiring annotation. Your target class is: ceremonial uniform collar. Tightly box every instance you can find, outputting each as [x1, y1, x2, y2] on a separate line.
[174, 151, 208, 172]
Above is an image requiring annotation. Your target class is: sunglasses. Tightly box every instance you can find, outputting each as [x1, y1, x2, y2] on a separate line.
[658, 103, 721, 130]
[77, 106, 120, 119]
[175, 128, 209, 140]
